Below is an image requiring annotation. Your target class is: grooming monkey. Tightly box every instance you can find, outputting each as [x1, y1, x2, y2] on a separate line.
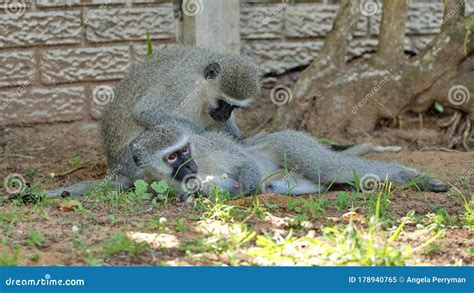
[23, 46, 259, 199]
[33, 44, 448, 198]
[101, 45, 261, 178]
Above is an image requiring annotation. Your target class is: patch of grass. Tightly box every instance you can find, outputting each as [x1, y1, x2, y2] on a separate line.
[103, 232, 149, 257]
[179, 237, 213, 254]
[72, 154, 82, 167]
[83, 256, 104, 266]
[287, 196, 329, 220]
[0, 248, 19, 266]
[247, 191, 444, 266]
[174, 218, 187, 232]
[336, 192, 350, 210]
[432, 208, 459, 227]
[25, 169, 39, 179]
[26, 229, 45, 247]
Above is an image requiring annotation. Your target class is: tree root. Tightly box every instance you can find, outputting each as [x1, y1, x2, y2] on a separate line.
[439, 110, 473, 150]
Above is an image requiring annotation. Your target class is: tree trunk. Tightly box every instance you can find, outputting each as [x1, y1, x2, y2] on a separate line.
[273, 0, 473, 150]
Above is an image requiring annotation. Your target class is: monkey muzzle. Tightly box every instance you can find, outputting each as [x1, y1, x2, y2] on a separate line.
[174, 160, 198, 182]
[209, 99, 237, 123]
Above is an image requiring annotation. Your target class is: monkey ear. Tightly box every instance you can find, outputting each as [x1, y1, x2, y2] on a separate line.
[204, 62, 220, 80]
[131, 144, 143, 167]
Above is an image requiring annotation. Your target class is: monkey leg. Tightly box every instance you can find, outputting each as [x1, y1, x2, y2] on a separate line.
[44, 176, 132, 198]
[251, 130, 448, 193]
[329, 143, 402, 157]
[264, 173, 326, 195]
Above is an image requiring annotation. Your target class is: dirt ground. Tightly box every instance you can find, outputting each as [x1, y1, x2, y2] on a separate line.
[0, 122, 473, 266]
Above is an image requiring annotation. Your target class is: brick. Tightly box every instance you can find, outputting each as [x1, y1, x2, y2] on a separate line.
[405, 36, 435, 53]
[0, 0, 33, 11]
[347, 38, 378, 60]
[90, 0, 159, 3]
[36, 0, 80, 7]
[284, 4, 368, 38]
[89, 83, 118, 120]
[466, 0, 474, 15]
[131, 42, 174, 64]
[242, 40, 324, 75]
[0, 86, 85, 125]
[0, 51, 36, 88]
[240, 5, 284, 39]
[35, 0, 158, 6]
[0, 10, 81, 48]
[39, 46, 130, 84]
[369, 3, 443, 35]
[347, 36, 435, 61]
[85, 6, 175, 43]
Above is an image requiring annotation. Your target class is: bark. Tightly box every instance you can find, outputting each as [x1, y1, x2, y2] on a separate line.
[271, 0, 473, 149]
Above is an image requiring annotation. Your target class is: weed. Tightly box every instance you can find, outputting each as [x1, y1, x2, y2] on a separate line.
[104, 232, 148, 257]
[247, 192, 444, 266]
[336, 192, 350, 210]
[174, 219, 187, 232]
[26, 229, 45, 247]
[0, 248, 19, 266]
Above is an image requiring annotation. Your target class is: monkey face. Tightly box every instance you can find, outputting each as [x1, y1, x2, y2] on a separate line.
[208, 99, 238, 123]
[163, 144, 198, 181]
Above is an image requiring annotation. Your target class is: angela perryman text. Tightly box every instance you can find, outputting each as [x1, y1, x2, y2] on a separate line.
[404, 276, 467, 285]
[348, 276, 467, 284]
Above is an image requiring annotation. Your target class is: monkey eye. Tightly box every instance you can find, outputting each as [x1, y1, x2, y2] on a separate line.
[181, 145, 190, 155]
[204, 62, 220, 80]
[166, 153, 178, 164]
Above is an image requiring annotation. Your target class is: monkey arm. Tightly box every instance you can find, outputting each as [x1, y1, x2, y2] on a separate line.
[132, 103, 205, 135]
[223, 120, 241, 139]
[43, 177, 132, 198]
[43, 180, 103, 198]
[235, 155, 262, 195]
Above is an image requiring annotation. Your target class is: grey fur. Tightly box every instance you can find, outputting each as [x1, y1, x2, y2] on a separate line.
[41, 127, 448, 199]
[101, 45, 261, 178]
[243, 130, 448, 195]
[130, 128, 449, 197]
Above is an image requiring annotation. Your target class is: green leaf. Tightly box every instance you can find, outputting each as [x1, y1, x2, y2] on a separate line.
[151, 180, 169, 194]
[295, 214, 309, 222]
[318, 137, 337, 145]
[434, 102, 444, 113]
[468, 247, 474, 257]
[141, 193, 154, 200]
[133, 179, 148, 197]
[146, 31, 153, 57]
[72, 155, 82, 167]
[27, 229, 45, 247]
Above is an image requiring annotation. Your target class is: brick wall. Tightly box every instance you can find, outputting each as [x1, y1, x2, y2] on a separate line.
[0, 0, 473, 127]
